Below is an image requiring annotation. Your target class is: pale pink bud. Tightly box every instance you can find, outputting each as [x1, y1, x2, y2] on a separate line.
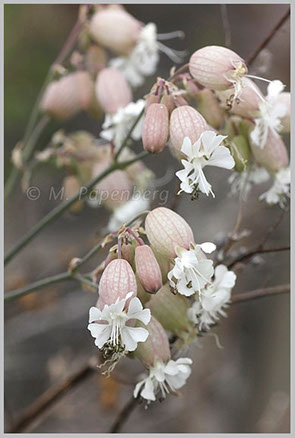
[189, 45, 247, 91]
[135, 245, 163, 293]
[169, 106, 208, 157]
[85, 44, 107, 76]
[134, 316, 171, 366]
[92, 159, 132, 209]
[121, 243, 134, 266]
[250, 129, 289, 172]
[41, 72, 94, 120]
[218, 78, 263, 118]
[97, 259, 137, 309]
[147, 283, 194, 339]
[145, 207, 194, 258]
[89, 8, 142, 56]
[273, 92, 290, 133]
[142, 103, 169, 153]
[196, 88, 224, 129]
[95, 68, 132, 114]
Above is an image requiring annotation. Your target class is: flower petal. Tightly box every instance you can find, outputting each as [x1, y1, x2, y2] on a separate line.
[208, 146, 235, 169]
[89, 307, 102, 323]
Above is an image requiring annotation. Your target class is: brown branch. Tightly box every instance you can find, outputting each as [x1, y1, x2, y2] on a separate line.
[109, 395, 139, 433]
[246, 7, 290, 65]
[227, 245, 290, 270]
[7, 362, 94, 433]
[232, 284, 290, 304]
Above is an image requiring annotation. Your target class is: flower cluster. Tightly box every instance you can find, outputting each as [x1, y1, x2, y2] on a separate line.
[87, 207, 236, 402]
[140, 45, 290, 206]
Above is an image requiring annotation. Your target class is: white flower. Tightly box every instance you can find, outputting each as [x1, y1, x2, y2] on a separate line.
[187, 264, 236, 330]
[133, 357, 192, 401]
[101, 99, 145, 149]
[88, 292, 151, 352]
[107, 196, 150, 232]
[259, 167, 290, 208]
[168, 243, 215, 297]
[228, 165, 270, 199]
[110, 23, 159, 87]
[176, 132, 235, 198]
[250, 80, 287, 149]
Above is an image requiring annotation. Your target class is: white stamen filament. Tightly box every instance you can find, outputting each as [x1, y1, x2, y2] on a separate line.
[157, 30, 185, 40]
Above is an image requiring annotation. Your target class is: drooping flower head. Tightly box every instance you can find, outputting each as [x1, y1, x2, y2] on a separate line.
[189, 45, 248, 98]
[88, 292, 151, 353]
[176, 131, 235, 198]
[168, 242, 215, 296]
[250, 80, 288, 149]
[187, 264, 236, 330]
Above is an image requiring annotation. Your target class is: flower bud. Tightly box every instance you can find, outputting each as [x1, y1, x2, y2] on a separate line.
[121, 243, 134, 265]
[189, 45, 247, 91]
[89, 8, 142, 56]
[196, 88, 224, 129]
[92, 159, 132, 209]
[169, 106, 208, 157]
[145, 207, 194, 258]
[41, 72, 94, 120]
[146, 283, 195, 340]
[95, 68, 132, 114]
[250, 129, 289, 172]
[98, 259, 137, 309]
[134, 316, 171, 366]
[135, 245, 163, 293]
[229, 135, 251, 172]
[218, 78, 262, 118]
[85, 44, 107, 77]
[63, 175, 83, 213]
[142, 103, 169, 153]
[273, 92, 290, 133]
[160, 94, 175, 115]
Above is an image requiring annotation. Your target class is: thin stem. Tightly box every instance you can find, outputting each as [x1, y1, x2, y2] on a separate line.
[114, 108, 145, 160]
[168, 63, 189, 82]
[4, 151, 148, 266]
[4, 272, 71, 302]
[246, 7, 290, 65]
[220, 4, 231, 47]
[7, 362, 94, 433]
[5, 208, 150, 302]
[4, 15, 84, 200]
[109, 395, 139, 433]
[227, 245, 290, 270]
[4, 115, 50, 200]
[232, 284, 290, 304]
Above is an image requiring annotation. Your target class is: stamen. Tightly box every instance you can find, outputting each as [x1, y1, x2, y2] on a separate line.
[157, 30, 185, 40]
[157, 42, 187, 63]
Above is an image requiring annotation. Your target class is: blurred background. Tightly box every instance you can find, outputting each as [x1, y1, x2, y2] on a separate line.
[4, 3, 290, 433]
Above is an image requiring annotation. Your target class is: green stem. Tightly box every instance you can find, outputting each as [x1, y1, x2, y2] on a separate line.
[4, 152, 148, 266]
